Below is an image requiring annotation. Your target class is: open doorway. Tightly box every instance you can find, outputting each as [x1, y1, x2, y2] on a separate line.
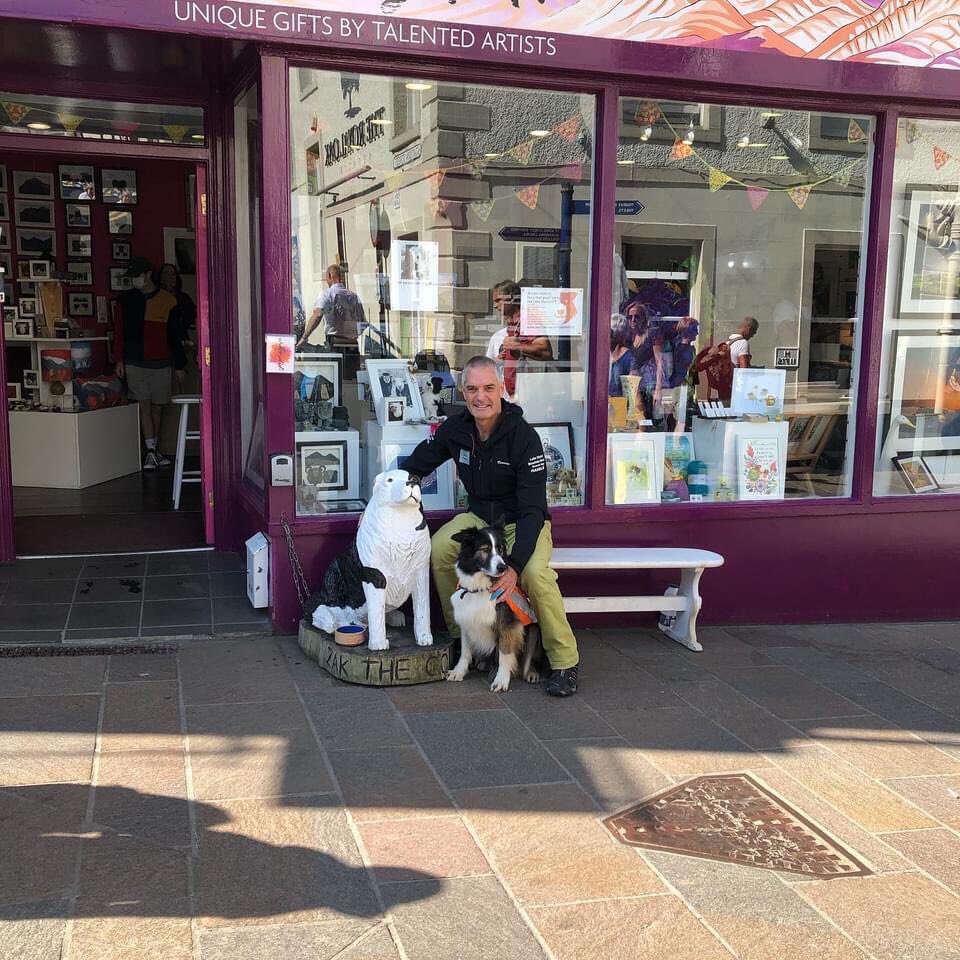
[1, 150, 209, 555]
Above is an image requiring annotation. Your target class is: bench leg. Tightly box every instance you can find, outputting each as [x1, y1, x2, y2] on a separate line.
[658, 566, 704, 652]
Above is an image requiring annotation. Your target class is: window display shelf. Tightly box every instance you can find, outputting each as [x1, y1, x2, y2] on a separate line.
[6, 336, 109, 344]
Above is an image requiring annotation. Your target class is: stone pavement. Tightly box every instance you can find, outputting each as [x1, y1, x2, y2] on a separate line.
[1, 622, 960, 960]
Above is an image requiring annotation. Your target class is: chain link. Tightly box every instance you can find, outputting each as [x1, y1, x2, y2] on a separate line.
[281, 513, 311, 613]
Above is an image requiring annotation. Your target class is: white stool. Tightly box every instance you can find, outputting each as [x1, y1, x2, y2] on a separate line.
[172, 394, 202, 510]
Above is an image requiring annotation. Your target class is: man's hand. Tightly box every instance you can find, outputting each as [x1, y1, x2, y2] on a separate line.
[489, 565, 518, 603]
[501, 335, 523, 355]
[174, 368, 186, 386]
[115, 361, 125, 379]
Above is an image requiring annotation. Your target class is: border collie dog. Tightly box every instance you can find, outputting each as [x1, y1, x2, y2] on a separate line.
[447, 525, 544, 692]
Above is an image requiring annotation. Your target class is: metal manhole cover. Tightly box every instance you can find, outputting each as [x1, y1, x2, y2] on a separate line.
[603, 773, 871, 879]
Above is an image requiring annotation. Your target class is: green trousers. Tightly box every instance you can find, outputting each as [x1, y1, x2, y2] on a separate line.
[431, 513, 580, 670]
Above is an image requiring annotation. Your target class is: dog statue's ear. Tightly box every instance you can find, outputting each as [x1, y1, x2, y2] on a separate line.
[451, 529, 478, 544]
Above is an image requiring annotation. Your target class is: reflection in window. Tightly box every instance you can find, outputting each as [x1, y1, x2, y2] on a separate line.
[289, 70, 594, 517]
[874, 118, 960, 497]
[608, 100, 873, 505]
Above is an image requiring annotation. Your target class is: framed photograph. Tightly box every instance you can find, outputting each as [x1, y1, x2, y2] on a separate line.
[316, 499, 367, 514]
[608, 433, 659, 504]
[390, 238, 439, 312]
[13, 171, 54, 200]
[299, 440, 348, 492]
[383, 441, 455, 511]
[889, 335, 960, 454]
[0, 222, 8, 251]
[65, 203, 92, 228]
[737, 436, 784, 500]
[58, 164, 96, 200]
[14, 199, 54, 228]
[108, 210, 133, 235]
[66, 261, 93, 286]
[386, 398, 406, 423]
[294, 353, 343, 408]
[899, 187, 960, 317]
[112, 240, 131, 261]
[6, 383, 20, 401]
[67, 233, 93, 258]
[3, 303, 16, 322]
[893, 455, 940, 494]
[16, 228, 55, 258]
[163, 227, 196, 301]
[0, 194, 8, 221]
[27, 260, 51, 281]
[109, 268, 132, 292]
[23, 369, 39, 389]
[731, 368, 786, 417]
[101, 168, 138, 205]
[11, 318, 33, 339]
[68, 292, 94, 316]
[529, 421, 578, 504]
[366, 358, 426, 422]
[17, 297, 37, 318]
[18, 280, 35, 296]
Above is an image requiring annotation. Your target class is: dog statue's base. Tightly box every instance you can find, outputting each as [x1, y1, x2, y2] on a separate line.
[298, 620, 454, 686]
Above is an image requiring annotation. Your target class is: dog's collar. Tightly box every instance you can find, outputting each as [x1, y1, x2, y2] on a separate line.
[456, 583, 486, 600]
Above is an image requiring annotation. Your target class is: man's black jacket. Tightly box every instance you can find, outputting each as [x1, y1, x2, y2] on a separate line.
[401, 402, 549, 573]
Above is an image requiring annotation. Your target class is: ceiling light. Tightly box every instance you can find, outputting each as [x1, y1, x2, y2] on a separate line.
[405, 81, 432, 91]
[770, 154, 790, 160]
[760, 112, 783, 119]
[190, 134, 205, 141]
[530, 129, 551, 137]
[370, 118, 393, 126]
[683, 132, 695, 145]
[727, 259, 736, 268]
[746, 142, 769, 148]
[27, 121, 51, 130]
[484, 153, 499, 158]
[617, 159, 635, 165]
[643, 125, 652, 138]
[639, 132, 650, 142]
[737, 135, 750, 148]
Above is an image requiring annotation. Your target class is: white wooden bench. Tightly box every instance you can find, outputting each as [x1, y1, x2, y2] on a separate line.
[548, 548, 725, 652]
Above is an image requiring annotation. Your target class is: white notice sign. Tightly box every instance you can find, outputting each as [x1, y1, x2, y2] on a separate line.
[519, 287, 584, 337]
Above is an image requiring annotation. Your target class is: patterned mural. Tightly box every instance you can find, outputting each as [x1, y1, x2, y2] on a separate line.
[355, 0, 960, 68]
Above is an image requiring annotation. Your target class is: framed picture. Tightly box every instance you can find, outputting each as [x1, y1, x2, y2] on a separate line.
[27, 260, 51, 281]
[664, 433, 695, 481]
[530, 421, 577, 504]
[58, 164, 96, 200]
[11, 318, 33, 339]
[893, 455, 940, 494]
[737, 436, 784, 500]
[0, 194, 8, 221]
[17, 297, 37, 318]
[111, 240, 131, 261]
[383, 441, 455, 510]
[68, 292, 94, 316]
[23, 369, 39, 389]
[0, 253, 11, 283]
[65, 203, 92, 228]
[391, 238, 439, 312]
[108, 210, 133, 235]
[14, 199, 54, 228]
[6, 383, 20, 401]
[101, 168, 138, 205]
[386, 398, 406, 423]
[608, 433, 659, 504]
[109, 268, 132, 292]
[366, 358, 426, 422]
[889, 335, 960, 454]
[299, 440, 348, 492]
[163, 227, 196, 300]
[316, 499, 367, 513]
[67, 233, 93, 258]
[294, 353, 343, 408]
[13, 171, 54, 200]
[899, 187, 960, 317]
[731, 368, 786, 417]
[0, 223, 8, 251]
[66, 261, 93, 286]
[16, 228, 55, 258]
[18, 280, 35, 296]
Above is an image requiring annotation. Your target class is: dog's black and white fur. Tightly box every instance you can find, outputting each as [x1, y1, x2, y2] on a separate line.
[447, 525, 544, 692]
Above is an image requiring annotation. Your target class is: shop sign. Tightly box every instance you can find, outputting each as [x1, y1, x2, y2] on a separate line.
[572, 199, 646, 216]
[775, 347, 800, 369]
[498, 226, 561, 243]
[324, 106, 387, 167]
[393, 143, 422, 169]
[520, 287, 584, 338]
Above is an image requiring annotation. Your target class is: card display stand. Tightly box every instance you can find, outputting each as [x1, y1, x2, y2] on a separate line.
[691, 417, 789, 499]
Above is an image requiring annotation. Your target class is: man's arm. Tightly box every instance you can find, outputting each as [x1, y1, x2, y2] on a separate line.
[502, 334, 552, 360]
[297, 288, 332, 346]
[505, 425, 549, 574]
[397, 420, 455, 481]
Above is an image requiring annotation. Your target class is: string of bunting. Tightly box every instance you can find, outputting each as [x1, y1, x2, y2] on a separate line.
[900, 120, 956, 171]
[0, 99, 194, 140]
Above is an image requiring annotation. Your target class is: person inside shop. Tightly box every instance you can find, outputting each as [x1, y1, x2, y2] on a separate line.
[485, 279, 521, 360]
[113, 256, 186, 471]
[608, 314, 634, 396]
[694, 315, 760, 404]
[296, 263, 366, 351]
[401, 355, 581, 698]
[728, 316, 760, 370]
[158, 262, 197, 349]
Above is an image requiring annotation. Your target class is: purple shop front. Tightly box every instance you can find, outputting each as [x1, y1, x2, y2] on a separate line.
[0, 0, 958, 631]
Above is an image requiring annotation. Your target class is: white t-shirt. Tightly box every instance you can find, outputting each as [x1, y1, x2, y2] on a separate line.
[311, 282, 346, 340]
[486, 327, 507, 359]
[728, 334, 750, 367]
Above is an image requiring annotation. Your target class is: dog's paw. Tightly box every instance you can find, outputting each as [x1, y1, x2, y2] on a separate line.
[490, 674, 511, 693]
[446, 669, 467, 682]
[385, 610, 406, 627]
[415, 632, 434, 647]
[367, 636, 390, 652]
[524, 670, 541, 684]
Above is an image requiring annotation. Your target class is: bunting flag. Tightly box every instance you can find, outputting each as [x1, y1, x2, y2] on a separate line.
[847, 118, 867, 144]
[508, 139, 535, 165]
[634, 100, 660, 127]
[554, 115, 580, 142]
[747, 186, 769, 211]
[933, 145, 951, 170]
[162, 124, 189, 143]
[516, 184, 540, 210]
[427, 169, 446, 192]
[708, 167, 731, 192]
[471, 198, 494, 222]
[57, 113, 83, 134]
[430, 197, 449, 218]
[788, 185, 812, 210]
[905, 121, 918, 144]
[670, 138, 693, 160]
[1, 101, 30, 124]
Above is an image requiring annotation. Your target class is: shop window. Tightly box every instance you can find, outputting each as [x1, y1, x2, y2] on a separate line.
[0, 93, 204, 146]
[289, 68, 594, 516]
[874, 118, 960, 497]
[609, 99, 873, 506]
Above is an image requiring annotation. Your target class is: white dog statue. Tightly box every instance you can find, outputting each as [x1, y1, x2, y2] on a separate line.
[308, 469, 433, 651]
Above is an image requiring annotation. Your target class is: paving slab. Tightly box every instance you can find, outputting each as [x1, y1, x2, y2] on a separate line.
[200, 920, 400, 960]
[880, 775, 960, 828]
[0, 900, 68, 960]
[0, 656, 106, 698]
[880, 828, 960, 894]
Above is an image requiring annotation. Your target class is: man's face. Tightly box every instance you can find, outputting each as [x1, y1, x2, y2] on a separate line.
[462, 364, 502, 423]
[492, 290, 510, 318]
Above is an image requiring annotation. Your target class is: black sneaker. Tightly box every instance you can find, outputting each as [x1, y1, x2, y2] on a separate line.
[545, 664, 579, 697]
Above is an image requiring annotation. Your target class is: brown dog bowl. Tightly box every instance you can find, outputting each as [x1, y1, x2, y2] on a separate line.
[335, 624, 368, 647]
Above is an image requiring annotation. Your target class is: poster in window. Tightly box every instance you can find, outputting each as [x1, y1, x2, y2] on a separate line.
[900, 188, 960, 317]
[737, 436, 783, 500]
[391, 239, 438, 312]
[519, 287, 584, 337]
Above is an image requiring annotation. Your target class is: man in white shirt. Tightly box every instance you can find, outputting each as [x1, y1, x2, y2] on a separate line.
[484, 280, 520, 359]
[297, 264, 361, 349]
[728, 316, 760, 369]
